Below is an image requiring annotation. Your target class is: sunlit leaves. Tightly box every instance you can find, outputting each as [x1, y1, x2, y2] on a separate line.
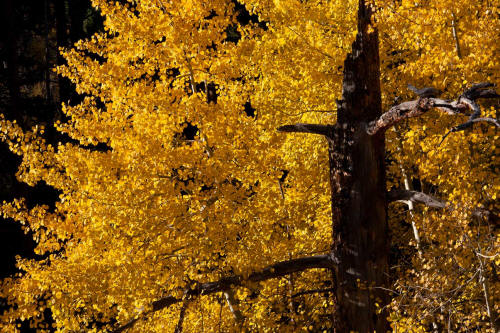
[0, 0, 498, 331]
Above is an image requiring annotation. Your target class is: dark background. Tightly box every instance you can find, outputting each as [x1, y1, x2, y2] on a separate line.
[0, 0, 102, 330]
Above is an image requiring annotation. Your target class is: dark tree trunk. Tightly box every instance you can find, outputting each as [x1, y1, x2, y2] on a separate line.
[54, 0, 73, 114]
[328, 1, 389, 331]
[44, 0, 53, 103]
[3, 0, 21, 119]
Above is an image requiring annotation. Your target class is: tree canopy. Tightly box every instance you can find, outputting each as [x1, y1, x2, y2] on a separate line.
[0, 0, 498, 331]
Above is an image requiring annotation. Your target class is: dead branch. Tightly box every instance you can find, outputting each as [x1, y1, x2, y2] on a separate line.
[451, 13, 462, 59]
[407, 84, 442, 98]
[291, 287, 335, 298]
[388, 189, 499, 225]
[277, 123, 333, 136]
[366, 99, 436, 135]
[224, 290, 245, 324]
[439, 116, 500, 145]
[366, 82, 499, 136]
[174, 292, 190, 333]
[393, 127, 423, 257]
[112, 254, 333, 332]
[387, 189, 446, 209]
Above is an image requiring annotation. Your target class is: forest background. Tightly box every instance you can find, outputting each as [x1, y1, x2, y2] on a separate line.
[1, 0, 103, 331]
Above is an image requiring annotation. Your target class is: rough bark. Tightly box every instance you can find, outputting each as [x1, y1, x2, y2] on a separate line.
[328, 1, 389, 331]
[389, 189, 499, 226]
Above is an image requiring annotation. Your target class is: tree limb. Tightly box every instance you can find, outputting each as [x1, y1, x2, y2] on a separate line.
[224, 290, 245, 324]
[388, 189, 499, 225]
[112, 254, 333, 332]
[291, 287, 335, 298]
[387, 189, 446, 209]
[470, 117, 500, 127]
[451, 13, 462, 59]
[393, 128, 423, 257]
[366, 99, 437, 134]
[174, 292, 190, 333]
[366, 83, 499, 135]
[439, 116, 500, 145]
[277, 123, 333, 136]
[407, 84, 442, 98]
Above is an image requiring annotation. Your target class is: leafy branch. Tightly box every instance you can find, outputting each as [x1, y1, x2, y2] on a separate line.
[112, 254, 334, 332]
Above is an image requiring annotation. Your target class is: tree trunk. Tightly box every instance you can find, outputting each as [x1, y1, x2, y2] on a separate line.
[55, 0, 71, 101]
[44, 0, 53, 103]
[3, 0, 21, 119]
[329, 1, 389, 331]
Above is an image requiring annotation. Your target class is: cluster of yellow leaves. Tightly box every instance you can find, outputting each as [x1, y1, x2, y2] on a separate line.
[378, 1, 499, 330]
[0, 0, 498, 331]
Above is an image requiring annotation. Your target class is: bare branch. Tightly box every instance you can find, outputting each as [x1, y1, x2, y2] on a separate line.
[387, 189, 446, 209]
[174, 293, 190, 333]
[291, 287, 335, 298]
[472, 208, 500, 226]
[366, 83, 499, 135]
[451, 13, 462, 59]
[407, 84, 442, 98]
[366, 99, 434, 135]
[393, 128, 423, 257]
[367, 97, 468, 135]
[439, 96, 499, 145]
[462, 82, 500, 100]
[388, 189, 499, 226]
[112, 254, 333, 332]
[439, 118, 500, 146]
[224, 290, 245, 324]
[470, 117, 500, 127]
[277, 123, 333, 136]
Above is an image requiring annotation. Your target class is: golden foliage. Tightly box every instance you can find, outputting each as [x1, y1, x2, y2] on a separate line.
[0, 0, 498, 331]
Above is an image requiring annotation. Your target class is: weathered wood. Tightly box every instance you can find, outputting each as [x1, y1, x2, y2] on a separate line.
[367, 84, 499, 136]
[389, 189, 499, 226]
[366, 99, 433, 135]
[328, 1, 389, 331]
[277, 123, 334, 136]
[387, 189, 446, 209]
